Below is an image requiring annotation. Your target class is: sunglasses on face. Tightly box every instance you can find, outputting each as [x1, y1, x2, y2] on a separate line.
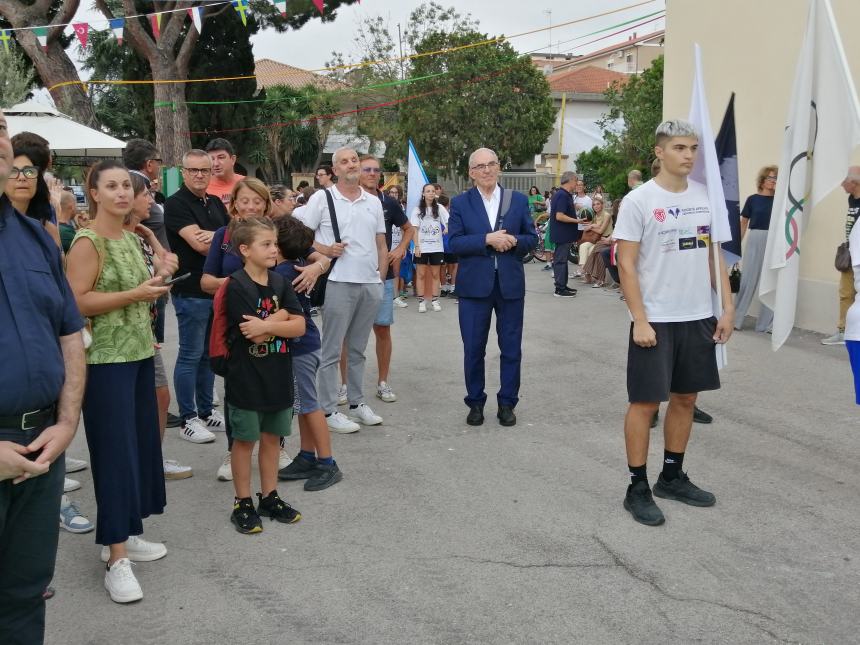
[10, 166, 38, 179]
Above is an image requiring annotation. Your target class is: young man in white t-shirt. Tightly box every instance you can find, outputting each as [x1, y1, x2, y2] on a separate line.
[613, 119, 734, 526]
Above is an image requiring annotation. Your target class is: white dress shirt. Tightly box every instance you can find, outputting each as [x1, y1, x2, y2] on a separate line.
[479, 185, 502, 230]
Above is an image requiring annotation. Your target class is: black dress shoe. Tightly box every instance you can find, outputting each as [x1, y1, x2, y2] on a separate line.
[693, 406, 713, 424]
[466, 405, 484, 426]
[497, 405, 516, 426]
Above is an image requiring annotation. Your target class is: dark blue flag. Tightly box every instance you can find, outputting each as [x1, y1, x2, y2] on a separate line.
[715, 93, 741, 264]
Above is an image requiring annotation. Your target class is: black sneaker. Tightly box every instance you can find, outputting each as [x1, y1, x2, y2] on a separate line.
[278, 455, 317, 480]
[553, 287, 577, 298]
[652, 472, 716, 507]
[256, 491, 302, 524]
[231, 497, 263, 534]
[623, 481, 666, 526]
[304, 462, 343, 491]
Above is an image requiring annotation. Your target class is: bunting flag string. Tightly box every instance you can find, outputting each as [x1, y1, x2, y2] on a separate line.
[46, 1, 661, 93]
[149, 13, 163, 40]
[312, 0, 324, 14]
[109, 18, 125, 45]
[232, 0, 250, 26]
[0, 30, 11, 53]
[188, 6, 204, 33]
[271, 0, 287, 18]
[72, 22, 89, 48]
[33, 26, 49, 51]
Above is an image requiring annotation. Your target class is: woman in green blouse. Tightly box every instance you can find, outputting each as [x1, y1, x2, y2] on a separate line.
[66, 160, 177, 604]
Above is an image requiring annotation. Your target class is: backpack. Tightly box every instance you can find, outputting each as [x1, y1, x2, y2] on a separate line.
[210, 268, 287, 377]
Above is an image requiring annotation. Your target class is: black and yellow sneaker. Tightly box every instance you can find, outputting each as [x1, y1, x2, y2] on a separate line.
[256, 491, 301, 524]
[231, 497, 263, 534]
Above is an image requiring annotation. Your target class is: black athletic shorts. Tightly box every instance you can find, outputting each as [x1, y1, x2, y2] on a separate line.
[415, 252, 444, 265]
[627, 317, 720, 403]
[443, 253, 459, 264]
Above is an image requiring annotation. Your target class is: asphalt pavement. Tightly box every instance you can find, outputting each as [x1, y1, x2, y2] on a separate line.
[47, 262, 860, 644]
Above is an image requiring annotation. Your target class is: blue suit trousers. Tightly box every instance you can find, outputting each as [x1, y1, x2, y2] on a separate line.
[458, 272, 524, 409]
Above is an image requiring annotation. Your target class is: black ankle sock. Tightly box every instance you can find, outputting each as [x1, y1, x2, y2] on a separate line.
[628, 463, 648, 487]
[661, 451, 685, 481]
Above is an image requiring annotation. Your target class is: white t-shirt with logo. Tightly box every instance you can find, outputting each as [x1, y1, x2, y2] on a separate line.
[613, 179, 714, 322]
[410, 205, 449, 254]
[297, 186, 385, 284]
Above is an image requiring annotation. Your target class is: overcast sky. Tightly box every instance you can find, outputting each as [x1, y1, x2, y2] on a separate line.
[68, 0, 666, 75]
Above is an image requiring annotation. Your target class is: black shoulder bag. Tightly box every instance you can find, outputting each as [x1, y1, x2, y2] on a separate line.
[309, 189, 341, 307]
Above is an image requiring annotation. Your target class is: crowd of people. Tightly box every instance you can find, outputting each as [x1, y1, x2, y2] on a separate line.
[2, 107, 859, 644]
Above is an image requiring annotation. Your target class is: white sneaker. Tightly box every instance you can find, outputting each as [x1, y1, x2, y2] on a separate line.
[65, 457, 88, 473]
[202, 409, 225, 431]
[376, 381, 397, 403]
[337, 384, 348, 406]
[180, 417, 216, 443]
[63, 477, 80, 493]
[418, 301, 427, 313]
[326, 411, 360, 434]
[217, 452, 233, 481]
[163, 458, 193, 480]
[100, 535, 167, 563]
[279, 448, 292, 470]
[347, 403, 383, 426]
[393, 296, 408, 308]
[821, 331, 845, 345]
[104, 558, 143, 603]
[431, 299, 442, 312]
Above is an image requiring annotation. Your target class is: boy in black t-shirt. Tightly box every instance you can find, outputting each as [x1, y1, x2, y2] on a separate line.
[223, 218, 306, 534]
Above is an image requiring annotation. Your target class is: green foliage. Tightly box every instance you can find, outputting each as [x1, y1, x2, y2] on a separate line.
[186, 10, 260, 157]
[329, 4, 553, 177]
[577, 55, 664, 192]
[0, 49, 34, 108]
[402, 31, 555, 178]
[575, 146, 629, 198]
[84, 29, 154, 140]
[253, 84, 339, 182]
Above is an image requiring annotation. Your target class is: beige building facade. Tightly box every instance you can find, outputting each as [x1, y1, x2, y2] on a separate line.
[663, 0, 860, 334]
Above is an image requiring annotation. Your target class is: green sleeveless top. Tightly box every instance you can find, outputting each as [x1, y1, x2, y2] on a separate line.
[71, 228, 155, 364]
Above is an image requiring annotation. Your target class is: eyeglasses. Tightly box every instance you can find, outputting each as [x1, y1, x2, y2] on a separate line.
[10, 166, 38, 179]
[470, 161, 499, 172]
[765, 176, 777, 181]
[148, 158, 162, 163]
[361, 167, 381, 174]
[316, 172, 328, 177]
[183, 167, 212, 176]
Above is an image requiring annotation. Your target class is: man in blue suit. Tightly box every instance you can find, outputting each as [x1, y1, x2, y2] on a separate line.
[448, 148, 538, 427]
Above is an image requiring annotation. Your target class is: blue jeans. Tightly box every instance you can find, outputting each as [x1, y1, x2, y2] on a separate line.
[172, 295, 215, 420]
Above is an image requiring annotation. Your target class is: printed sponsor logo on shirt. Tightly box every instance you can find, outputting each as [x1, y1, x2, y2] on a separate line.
[668, 207, 682, 219]
[653, 208, 666, 223]
[697, 225, 710, 248]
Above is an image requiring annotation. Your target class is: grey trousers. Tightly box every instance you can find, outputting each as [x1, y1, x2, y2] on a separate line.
[318, 280, 384, 414]
[734, 229, 774, 332]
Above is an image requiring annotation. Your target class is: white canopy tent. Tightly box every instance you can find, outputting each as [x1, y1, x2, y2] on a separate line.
[4, 101, 126, 159]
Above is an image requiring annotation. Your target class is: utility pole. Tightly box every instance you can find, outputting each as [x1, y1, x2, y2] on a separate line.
[543, 9, 552, 53]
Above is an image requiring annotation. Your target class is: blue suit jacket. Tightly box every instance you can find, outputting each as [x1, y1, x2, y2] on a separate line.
[448, 186, 538, 299]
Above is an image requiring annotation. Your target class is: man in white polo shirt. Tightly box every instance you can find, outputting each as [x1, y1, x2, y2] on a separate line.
[297, 147, 388, 433]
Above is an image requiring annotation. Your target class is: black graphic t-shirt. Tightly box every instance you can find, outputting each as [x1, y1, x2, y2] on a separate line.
[846, 195, 860, 240]
[225, 272, 302, 412]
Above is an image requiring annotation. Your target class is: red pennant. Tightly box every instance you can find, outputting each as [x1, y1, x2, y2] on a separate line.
[72, 22, 89, 48]
[312, 0, 324, 13]
[149, 13, 162, 40]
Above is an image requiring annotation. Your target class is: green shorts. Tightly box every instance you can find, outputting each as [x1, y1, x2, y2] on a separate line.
[227, 404, 293, 442]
